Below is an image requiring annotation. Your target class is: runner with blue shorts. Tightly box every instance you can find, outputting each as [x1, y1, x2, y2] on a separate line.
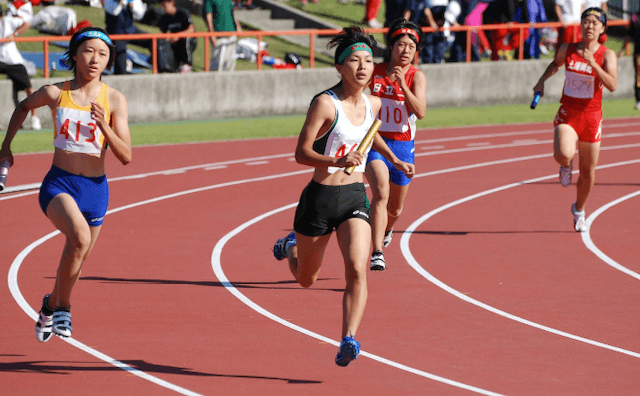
[0, 27, 132, 342]
[365, 19, 427, 271]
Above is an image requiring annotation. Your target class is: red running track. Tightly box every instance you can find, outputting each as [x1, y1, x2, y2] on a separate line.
[1, 119, 639, 395]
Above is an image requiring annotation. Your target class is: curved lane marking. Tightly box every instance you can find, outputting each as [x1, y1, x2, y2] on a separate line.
[7, 169, 310, 396]
[582, 190, 640, 281]
[210, 204, 505, 396]
[8, 153, 640, 393]
[400, 159, 640, 359]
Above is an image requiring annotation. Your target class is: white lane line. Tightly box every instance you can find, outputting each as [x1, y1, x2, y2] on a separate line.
[582, 190, 640, 281]
[210, 205, 505, 396]
[3, 131, 639, 197]
[8, 147, 638, 392]
[7, 169, 311, 395]
[7, 232, 205, 396]
[415, 125, 640, 144]
[466, 142, 492, 147]
[245, 161, 270, 166]
[7, 164, 503, 395]
[0, 152, 294, 195]
[416, 140, 640, 158]
[400, 159, 640, 359]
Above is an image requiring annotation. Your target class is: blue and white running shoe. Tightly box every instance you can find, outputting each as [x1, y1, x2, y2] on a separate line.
[273, 231, 296, 261]
[335, 335, 360, 367]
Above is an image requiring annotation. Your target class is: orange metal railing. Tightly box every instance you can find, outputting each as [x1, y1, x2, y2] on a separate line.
[0, 20, 630, 78]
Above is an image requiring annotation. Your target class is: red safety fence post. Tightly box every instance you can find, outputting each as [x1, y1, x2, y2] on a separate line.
[466, 27, 471, 63]
[204, 33, 210, 72]
[152, 37, 158, 74]
[257, 33, 263, 70]
[43, 39, 49, 78]
[518, 25, 524, 60]
[309, 32, 315, 69]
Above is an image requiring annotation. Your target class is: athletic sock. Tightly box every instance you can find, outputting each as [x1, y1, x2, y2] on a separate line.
[41, 296, 54, 316]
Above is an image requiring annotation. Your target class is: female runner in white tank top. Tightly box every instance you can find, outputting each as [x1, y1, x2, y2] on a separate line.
[272, 27, 414, 367]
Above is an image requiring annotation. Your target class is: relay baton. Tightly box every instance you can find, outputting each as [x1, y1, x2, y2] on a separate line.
[530, 91, 542, 109]
[344, 119, 382, 175]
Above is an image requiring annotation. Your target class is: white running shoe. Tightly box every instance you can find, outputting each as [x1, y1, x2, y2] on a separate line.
[31, 115, 41, 131]
[35, 295, 53, 342]
[52, 310, 72, 338]
[572, 203, 587, 232]
[370, 251, 386, 271]
[635, 101, 640, 111]
[366, 19, 383, 29]
[559, 161, 573, 187]
[382, 229, 393, 248]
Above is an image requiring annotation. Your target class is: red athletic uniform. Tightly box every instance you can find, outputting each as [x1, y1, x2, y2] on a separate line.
[554, 43, 608, 143]
[369, 62, 419, 142]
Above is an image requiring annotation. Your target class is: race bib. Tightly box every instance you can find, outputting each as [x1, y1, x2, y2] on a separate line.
[564, 71, 595, 99]
[378, 99, 409, 133]
[53, 107, 105, 155]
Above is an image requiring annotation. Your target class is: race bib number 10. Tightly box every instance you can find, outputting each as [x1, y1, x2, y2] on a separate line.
[378, 100, 409, 133]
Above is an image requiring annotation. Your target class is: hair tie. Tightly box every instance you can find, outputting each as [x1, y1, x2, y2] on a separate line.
[75, 30, 113, 46]
[390, 28, 419, 41]
[337, 42, 373, 63]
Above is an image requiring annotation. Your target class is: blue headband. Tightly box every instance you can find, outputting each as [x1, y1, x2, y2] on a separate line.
[337, 42, 373, 63]
[75, 30, 113, 46]
[582, 7, 607, 26]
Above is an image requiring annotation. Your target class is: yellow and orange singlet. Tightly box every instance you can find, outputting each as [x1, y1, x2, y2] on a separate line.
[52, 82, 110, 157]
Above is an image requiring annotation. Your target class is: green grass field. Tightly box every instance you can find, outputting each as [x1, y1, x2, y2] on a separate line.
[4, 98, 637, 154]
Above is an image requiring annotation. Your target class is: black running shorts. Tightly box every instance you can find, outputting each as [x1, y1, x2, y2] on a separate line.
[294, 180, 370, 237]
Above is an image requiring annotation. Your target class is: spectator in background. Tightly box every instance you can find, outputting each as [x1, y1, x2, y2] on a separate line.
[203, 0, 242, 71]
[364, 0, 384, 28]
[445, 0, 481, 62]
[385, 0, 412, 28]
[583, 0, 607, 12]
[0, 1, 40, 129]
[618, 9, 640, 110]
[7, 0, 34, 24]
[159, 0, 196, 73]
[382, 0, 411, 61]
[233, 0, 256, 10]
[409, 0, 448, 63]
[555, 0, 582, 46]
[31, 0, 77, 35]
[483, 0, 519, 60]
[104, 0, 151, 74]
[523, 0, 547, 59]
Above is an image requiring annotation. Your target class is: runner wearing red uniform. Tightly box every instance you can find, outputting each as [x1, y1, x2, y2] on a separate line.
[533, 7, 617, 232]
[365, 19, 426, 270]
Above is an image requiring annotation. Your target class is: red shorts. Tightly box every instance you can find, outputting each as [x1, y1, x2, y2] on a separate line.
[553, 105, 603, 143]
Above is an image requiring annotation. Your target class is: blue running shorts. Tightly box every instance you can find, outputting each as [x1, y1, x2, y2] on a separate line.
[366, 138, 415, 186]
[39, 165, 109, 227]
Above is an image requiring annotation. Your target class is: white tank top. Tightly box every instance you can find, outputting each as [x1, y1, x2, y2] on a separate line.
[312, 90, 374, 174]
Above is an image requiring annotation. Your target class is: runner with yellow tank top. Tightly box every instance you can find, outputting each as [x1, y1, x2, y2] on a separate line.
[0, 27, 132, 342]
[53, 81, 111, 156]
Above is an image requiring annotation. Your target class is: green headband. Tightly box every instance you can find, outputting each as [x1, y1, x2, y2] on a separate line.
[337, 42, 373, 63]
